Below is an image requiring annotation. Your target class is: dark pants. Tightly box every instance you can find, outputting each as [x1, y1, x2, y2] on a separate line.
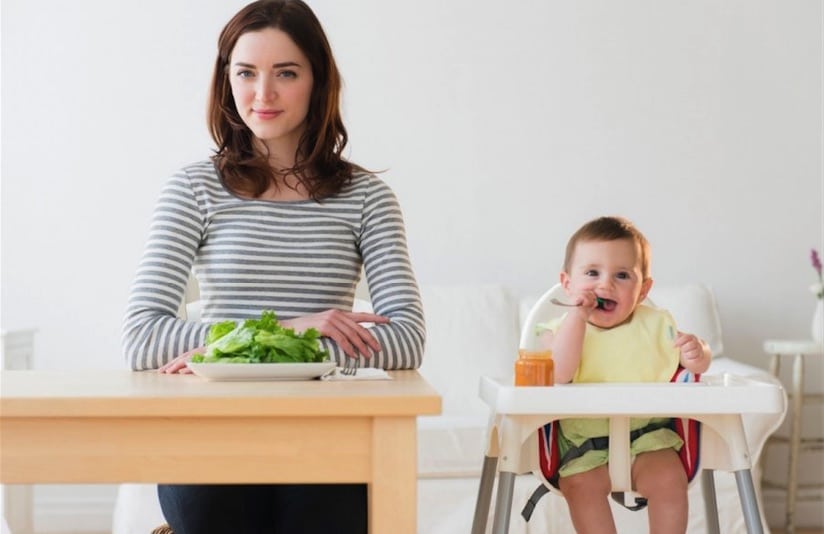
[158, 483, 367, 534]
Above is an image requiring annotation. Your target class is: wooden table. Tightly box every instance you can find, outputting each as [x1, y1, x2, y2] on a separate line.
[0, 369, 441, 533]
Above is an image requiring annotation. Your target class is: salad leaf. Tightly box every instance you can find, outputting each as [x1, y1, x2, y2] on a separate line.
[254, 329, 326, 363]
[206, 320, 236, 344]
[191, 310, 329, 364]
[206, 325, 254, 357]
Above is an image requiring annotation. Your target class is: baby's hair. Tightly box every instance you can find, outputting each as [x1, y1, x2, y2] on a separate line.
[563, 216, 651, 279]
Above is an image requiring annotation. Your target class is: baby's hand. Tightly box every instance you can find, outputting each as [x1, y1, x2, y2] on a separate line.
[674, 331, 711, 373]
[566, 289, 599, 319]
[675, 332, 702, 361]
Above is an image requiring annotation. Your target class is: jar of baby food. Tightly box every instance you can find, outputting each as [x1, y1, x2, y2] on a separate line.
[514, 349, 554, 386]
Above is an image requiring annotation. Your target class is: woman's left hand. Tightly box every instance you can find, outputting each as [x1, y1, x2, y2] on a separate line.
[158, 346, 204, 374]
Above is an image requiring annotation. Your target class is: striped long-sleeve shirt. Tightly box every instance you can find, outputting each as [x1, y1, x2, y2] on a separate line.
[122, 160, 425, 371]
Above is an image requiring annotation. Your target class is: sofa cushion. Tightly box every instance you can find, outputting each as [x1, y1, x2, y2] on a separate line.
[415, 284, 520, 477]
[417, 284, 520, 418]
[417, 414, 489, 477]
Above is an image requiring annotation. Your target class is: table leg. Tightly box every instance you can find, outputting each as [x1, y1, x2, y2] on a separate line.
[491, 471, 516, 534]
[369, 417, 416, 534]
[735, 469, 764, 534]
[786, 353, 804, 534]
[701, 469, 721, 534]
[472, 455, 498, 534]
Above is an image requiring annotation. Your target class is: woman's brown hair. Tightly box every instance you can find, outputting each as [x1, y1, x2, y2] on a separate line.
[208, 0, 356, 200]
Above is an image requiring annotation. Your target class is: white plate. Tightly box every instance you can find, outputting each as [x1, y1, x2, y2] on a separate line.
[186, 361, 336, 381]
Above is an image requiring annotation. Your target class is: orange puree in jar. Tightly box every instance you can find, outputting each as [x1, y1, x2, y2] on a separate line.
[514, 349, 554, 386]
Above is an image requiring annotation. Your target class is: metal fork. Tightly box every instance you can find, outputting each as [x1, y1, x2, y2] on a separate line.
[341, 357, 359, 376]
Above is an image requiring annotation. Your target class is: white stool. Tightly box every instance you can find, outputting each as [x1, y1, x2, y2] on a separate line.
[762, 339, 824, 534]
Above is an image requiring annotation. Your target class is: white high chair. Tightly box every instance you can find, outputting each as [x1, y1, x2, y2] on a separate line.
[470, 284, 786, 534]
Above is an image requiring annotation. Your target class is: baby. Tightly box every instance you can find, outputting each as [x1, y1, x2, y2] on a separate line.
[540, 215, 710, 534]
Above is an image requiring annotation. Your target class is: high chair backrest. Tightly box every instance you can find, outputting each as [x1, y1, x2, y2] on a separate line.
[519, 284, 577, 351]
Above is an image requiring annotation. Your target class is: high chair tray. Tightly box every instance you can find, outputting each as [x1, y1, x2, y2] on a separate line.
[479, 374, 785, 417]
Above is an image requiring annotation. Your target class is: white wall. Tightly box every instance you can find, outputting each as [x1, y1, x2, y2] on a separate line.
[2, 0, 822, 530]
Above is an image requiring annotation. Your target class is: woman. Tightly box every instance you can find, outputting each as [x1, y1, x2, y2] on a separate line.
[122, 1, 425, 531]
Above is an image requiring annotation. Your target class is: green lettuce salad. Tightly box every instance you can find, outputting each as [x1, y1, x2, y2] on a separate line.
[191, 311, 329, 364]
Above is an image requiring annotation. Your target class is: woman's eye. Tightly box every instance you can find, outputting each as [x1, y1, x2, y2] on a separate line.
[236, 70, 255, 79]
[277, 70, 297, 79]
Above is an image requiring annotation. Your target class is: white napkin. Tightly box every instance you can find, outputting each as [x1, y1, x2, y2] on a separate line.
[321, 367, 392, 381]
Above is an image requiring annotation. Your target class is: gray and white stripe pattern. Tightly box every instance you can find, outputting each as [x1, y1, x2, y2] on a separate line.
[122, 160, 425, 371]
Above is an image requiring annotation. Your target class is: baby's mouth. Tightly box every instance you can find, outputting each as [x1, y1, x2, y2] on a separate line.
[597, 298, 617, 311]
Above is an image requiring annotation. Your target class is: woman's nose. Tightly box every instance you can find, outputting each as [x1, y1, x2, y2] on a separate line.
[256, 76, 276, 102]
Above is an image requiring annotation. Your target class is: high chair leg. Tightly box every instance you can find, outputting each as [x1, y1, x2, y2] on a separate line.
[472, 455, 498, 534]
[735, 469, 764, 534]
[492, 471, 516, 534]
[702, 469, 721, 534]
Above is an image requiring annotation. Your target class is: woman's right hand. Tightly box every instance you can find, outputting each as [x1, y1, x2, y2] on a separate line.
[280, 310, 389, 359]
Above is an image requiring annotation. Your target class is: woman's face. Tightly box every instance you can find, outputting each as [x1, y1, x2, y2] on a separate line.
[228, 28, 314, 156]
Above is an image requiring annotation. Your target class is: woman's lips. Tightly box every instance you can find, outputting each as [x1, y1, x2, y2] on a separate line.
[253, 109, 283, 119]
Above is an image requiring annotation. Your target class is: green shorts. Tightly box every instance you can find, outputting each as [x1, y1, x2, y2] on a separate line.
[557, 417, 684, 478]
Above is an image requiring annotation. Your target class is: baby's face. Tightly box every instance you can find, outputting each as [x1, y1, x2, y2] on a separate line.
[564, 238, 650, 328]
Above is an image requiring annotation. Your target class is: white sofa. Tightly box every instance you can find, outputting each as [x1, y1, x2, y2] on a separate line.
[112, 283, 786, 533]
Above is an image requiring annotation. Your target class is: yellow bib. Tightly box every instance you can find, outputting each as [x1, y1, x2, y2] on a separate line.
[547, 305, 684, 476]
[547, 304, 680, 384]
